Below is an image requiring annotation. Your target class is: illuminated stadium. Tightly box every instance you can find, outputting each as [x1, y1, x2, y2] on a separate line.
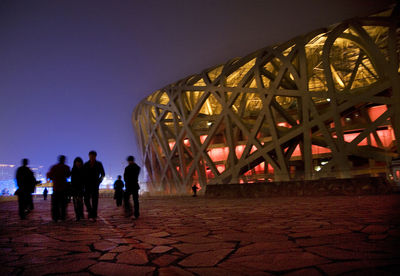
[133, 7, 400, 194]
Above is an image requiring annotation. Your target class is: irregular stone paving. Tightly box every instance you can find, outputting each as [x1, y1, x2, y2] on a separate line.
[0, 194, 399, 275]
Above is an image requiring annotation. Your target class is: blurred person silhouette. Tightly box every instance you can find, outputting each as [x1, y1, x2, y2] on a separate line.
[71, 157, 85, 221]
[43, 187, 48, 200]
[113, 175, 124, 207]
[27, 176, 37, 211]
[123, 156, 141, 218]
[47, 155, 71, 222]
[15, 158, 37, 219]
[192, 184, 199, 197]
[83, 151, 105, 221]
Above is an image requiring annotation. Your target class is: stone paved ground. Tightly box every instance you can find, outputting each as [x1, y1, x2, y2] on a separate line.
[0, 194, 400, 275]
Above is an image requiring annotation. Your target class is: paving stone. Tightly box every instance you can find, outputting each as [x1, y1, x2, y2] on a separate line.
[131, 242, 153, 249]
[152, 254, 179, 267]
[233, 241, 298, 257]
[179, 249, 233, 267]
[284, 267, 323, 275]
[212, 230, 288, 243]
[293, 232, 365, 247]
[172, 251, 185, 256]
[289, 228, 351, 238]
[58, 252, 101, 261]
[89, 262, 155, 276]
[362, 225, 390, 234]
[110, 245, 134, 252]
[117, 249, 148, 265]
[341, 268, 399, 276]
[136, 235, 177, 245]
[149, 231, 170, 237]
[93, 240, 117, 251]
[218, 262, 273, 275]
[10, 255, 54, 267]
[30, 248, 68, 258]
[63, 245, 91, 252]
[172, 235, 220, 244]
[318, 259, 400, 275]
[23, 259, 96, 275]
[99, 252, 116, 261]
[62, 273, 92, 276]
[158, 266, 194, 276]
[188, 267, 244, 276]
[306, 245, 393, 260]
[151, 245, 173, 253]
[368, 234, 388, 240]
[106, 237, 132, 244]
[223, 252, 329, 272]
[174, 242, 235, 254]
[55, 234, 100, 242]
[12, 233, 58, 244]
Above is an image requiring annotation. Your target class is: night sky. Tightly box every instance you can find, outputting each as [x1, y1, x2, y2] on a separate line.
[0, 0, 394, 178]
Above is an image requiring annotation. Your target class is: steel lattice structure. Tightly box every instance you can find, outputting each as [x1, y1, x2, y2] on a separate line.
[133, 7, 400, 194]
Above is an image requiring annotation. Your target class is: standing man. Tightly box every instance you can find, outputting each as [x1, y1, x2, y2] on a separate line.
[47, 155, 71, 222]
[15, 158, 36, 219]
[124, 156, 141, 218]
[83, 151, 105, 221]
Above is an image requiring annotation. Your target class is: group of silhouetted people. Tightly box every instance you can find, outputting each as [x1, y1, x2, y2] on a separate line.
[15, 151, 141, 222]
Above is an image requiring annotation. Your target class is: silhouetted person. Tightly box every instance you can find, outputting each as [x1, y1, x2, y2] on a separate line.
[71, 157, 85, 221]
[15, 158, 36, 219]
[27, 177, 37, 211]
[124, 156, 141, 218]
[113, 175, 124, 207]
[192, 184, 199, 197]
[83, 151, 105, 221]
[47, 155, 71, 222]
[43, 188, 48, 200]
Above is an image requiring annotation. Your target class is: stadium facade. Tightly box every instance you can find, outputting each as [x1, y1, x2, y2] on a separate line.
[133, 7, 400, 194]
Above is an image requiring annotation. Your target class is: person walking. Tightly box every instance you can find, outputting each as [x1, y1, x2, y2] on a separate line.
[71, 157, 85, 221]
[83, 151, 105, 221]
[15, 158, 36, 219]
[47, 155, 71, 222]
[113, 175, 124, 207]
[123, 156, 141, 218]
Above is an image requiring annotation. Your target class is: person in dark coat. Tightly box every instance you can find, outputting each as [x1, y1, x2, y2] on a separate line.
[27, 176, 36, 211]
[43, 188, 48, 200]
[83, 151, 105, 221]
[47, 155, 71, 222]
[123, 156, 141, 218]
[113, 175, 124, 207]
[15, 158, 36, 219]
[71, 157, 85, 221]
[192, 184, 199, 197]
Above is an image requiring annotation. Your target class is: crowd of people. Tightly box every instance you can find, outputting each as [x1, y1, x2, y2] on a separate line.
[15, 151, 141, 222]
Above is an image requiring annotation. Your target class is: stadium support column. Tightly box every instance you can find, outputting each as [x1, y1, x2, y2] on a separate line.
[299, 38, 313, 180]
[388, 10, 400, 153]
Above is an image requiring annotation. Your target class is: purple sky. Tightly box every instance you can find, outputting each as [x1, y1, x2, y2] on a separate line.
[0, 0, 394, 177]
